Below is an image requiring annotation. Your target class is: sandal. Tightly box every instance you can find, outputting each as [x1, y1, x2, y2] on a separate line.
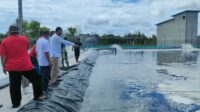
[36, 95, 47, 101]
[49, 81, 55, 85]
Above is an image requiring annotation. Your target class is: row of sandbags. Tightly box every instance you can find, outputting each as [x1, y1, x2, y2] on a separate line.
[18, 50, 98, 112]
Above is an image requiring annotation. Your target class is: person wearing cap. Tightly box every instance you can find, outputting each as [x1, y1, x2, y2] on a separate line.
[49, 27, 76, 84]
[0, 25, 46, 108]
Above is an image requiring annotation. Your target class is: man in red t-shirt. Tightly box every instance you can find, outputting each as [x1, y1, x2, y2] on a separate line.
[0, 25, 46, 108]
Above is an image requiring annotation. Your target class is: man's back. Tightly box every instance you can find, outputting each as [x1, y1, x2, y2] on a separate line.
[36, 37, 49, 66]
[0, 35, 33, 71]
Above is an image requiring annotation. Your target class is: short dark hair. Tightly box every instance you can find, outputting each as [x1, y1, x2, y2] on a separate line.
[55, 27, 62, 32]
[10, 32, 19, 35]
[40, 31, 43, 36]
[50, 31, 55, 36]
[43, 30, 50, 35]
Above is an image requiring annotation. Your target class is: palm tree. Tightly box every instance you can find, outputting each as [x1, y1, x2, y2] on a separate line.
[68, 27, 77, 36]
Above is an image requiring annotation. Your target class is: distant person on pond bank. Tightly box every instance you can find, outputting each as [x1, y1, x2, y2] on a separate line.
[36, 30, 51, 93]
[61, 37, 70, 68]
[61, 43, 69, 68]
[0, 25, 46, 108]
[49, 27, 76, 84]
[73, 38, 82, 63]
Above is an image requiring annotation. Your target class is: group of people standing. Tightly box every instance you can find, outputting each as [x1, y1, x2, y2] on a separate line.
[0, 25, 81, 108]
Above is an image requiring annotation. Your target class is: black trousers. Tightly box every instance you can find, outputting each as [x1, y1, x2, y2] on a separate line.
[74, 50, 80, 62]
[40, 66, 50, 91]
[9, 69, 43, 106]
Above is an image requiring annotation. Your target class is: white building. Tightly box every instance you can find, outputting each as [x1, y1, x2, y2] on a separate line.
[156, 10, 199, 47]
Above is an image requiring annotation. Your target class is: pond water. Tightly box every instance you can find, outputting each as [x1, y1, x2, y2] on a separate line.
[80, 49, 200, 112]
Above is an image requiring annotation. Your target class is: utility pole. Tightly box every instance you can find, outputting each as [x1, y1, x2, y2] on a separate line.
[18, 0, 23, 35]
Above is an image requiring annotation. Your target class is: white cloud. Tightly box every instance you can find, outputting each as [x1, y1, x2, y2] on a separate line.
[87, 14, 110, 25]
[0, 0, 200, 36]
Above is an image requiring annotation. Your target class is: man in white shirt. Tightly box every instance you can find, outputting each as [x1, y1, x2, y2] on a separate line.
[36, 30, 51, 92]
[49, 27, 75, 84]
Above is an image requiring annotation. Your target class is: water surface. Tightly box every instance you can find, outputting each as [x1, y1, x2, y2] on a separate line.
[80, 49, 200, 112]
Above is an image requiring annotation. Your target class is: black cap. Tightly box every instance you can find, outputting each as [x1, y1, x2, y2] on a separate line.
[9, 25, 19, 34]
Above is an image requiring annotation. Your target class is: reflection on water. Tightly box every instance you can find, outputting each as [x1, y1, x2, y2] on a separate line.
[157, 51, 198, 65]
[80, 50, 200, 112]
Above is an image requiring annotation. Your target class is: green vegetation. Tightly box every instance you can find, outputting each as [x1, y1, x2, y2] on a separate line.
[0, 20, 157, 46]
[65, 27, 78, 42]
[67, 27, 77, 36]
[0, 33, 8, 41]
[27, 21, 41, 39]
[99, 32, 157, 46]
[0, 20, 51, 45]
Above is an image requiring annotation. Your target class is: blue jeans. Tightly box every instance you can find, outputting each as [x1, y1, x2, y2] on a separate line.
[30, 56, 40, 74]
[40, 66, 50, 91]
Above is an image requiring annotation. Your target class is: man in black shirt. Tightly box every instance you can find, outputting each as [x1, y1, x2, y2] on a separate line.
[73, 38, 82, 63]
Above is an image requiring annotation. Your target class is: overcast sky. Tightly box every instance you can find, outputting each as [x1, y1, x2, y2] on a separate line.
[0, 0, 200, 36]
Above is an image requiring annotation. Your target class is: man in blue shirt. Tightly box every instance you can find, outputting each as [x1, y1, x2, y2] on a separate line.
[49, 27, 75, 84]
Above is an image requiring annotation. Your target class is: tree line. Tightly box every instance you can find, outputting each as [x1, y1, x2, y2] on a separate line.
[0, 20, 78, 45]
[0, 20, 157, 46]
[0, 20, 50, 41]
[98, 32, 157, 45]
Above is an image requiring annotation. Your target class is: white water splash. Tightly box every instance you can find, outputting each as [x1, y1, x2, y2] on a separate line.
[181, 44, 194, 49]
[110, 44, 122, 50]
[181, 44, 198, 54]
